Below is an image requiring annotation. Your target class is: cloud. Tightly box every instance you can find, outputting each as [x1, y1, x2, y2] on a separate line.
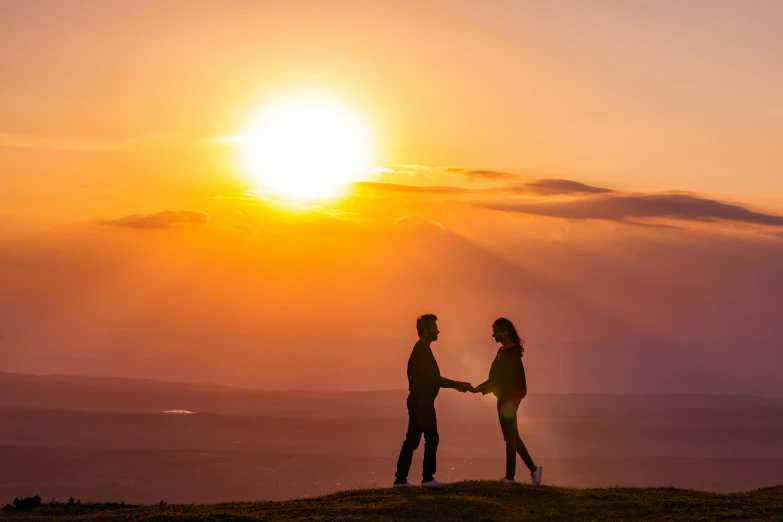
[354, 170, 783, 231]
[0, 132, 180, 151]
[507, 178, 614, 196]
[99, 210, 209, 229]
[476, 193, 783, 227]
[380, 164, 517, 180]
[363, 162, 608, 197]
[355, 178, 612, 199]
[442, 167, 518, 180]
[383, 164, 436, 175]
[352, 181, 471, 195]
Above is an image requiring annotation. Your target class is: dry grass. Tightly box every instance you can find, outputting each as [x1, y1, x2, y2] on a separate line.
[2, 482, 782, 521]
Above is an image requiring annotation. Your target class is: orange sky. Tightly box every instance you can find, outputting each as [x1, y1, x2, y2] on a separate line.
[1, 1, 783, 396]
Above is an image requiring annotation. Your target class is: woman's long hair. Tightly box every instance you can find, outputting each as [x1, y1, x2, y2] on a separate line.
[493, 317, 524, 352]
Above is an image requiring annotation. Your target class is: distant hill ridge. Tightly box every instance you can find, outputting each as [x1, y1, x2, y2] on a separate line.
[2, 371, 781, 418]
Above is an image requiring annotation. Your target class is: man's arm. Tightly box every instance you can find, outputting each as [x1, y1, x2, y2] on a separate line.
[440, 377, 472, 392]
[440, 376, 459, 388]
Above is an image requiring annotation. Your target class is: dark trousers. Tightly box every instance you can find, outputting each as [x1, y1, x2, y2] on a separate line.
[395, 397, 439, 482]
[497, 398, 536, 479]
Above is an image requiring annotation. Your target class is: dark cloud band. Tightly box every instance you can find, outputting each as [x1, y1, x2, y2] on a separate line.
[476, 193, 783, 227]
[505, 178, 614, 196]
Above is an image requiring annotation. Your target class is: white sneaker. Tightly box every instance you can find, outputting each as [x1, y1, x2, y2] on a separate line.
[421, 478, 444, 487]
[531, 465, 543, 485]
[499, 477, 515, 484]
[393, 480, 413, 488]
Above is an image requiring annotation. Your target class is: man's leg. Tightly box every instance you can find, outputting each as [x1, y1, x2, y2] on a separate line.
[395, 402, 423, 483]
[417, 403, 439, 482]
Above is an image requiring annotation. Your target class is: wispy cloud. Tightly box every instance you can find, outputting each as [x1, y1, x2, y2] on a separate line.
[441, 167, 518, 180]
[353, 181, 471, 195]
[380, 164, 518, 180]
[0, 132, 180, 151]
[476, 193, 783, 227]
[99, 210, 209, 229]
[371, 165, 612, 196]
[506, 179, 614, 196]
[356, 171, 783, 231]
[353, 178, 611, 198]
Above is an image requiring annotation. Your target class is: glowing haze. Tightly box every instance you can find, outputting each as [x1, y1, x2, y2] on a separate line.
[1, 0, 783, 397]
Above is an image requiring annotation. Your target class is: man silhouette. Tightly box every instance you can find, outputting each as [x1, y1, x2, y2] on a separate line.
[393, 314, 472, 488]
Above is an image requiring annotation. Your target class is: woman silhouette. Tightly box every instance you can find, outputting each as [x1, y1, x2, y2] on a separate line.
[476, 318, 542, 485]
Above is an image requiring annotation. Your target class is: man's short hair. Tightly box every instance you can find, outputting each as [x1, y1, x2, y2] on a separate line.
[416, 314, 438, 336]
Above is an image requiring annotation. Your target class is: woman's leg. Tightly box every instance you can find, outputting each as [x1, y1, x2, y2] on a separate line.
[515, 432, 537, 473]
[499, 398, 537, 475]
[497, 400, 518, 479]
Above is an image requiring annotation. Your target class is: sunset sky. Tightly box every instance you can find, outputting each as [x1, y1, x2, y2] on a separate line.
[2, 1, 782, 397]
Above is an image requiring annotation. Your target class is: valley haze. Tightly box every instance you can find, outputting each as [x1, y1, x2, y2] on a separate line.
[2, 372, 782, 503]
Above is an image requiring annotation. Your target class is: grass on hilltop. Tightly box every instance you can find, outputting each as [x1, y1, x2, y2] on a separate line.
[2, 482, 782, 521]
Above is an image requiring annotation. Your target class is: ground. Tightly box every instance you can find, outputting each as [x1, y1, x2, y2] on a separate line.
[2, 482, 782, 521]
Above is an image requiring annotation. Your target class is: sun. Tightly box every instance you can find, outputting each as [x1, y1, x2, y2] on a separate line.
[233, 93, 375, 201]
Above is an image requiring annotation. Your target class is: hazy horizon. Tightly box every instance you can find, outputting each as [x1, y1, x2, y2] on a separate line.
[4, 370, 783, 400]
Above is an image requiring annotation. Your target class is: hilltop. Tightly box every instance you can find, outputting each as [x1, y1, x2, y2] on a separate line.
[2, 482, 782, 521]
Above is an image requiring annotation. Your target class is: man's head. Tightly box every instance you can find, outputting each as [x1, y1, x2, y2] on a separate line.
[416, 314, 439, 343]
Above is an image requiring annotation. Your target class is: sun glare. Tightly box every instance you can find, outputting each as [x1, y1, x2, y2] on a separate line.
[233, 93, 375, 201]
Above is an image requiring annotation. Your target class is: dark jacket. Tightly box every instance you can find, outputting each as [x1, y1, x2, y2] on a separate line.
[478, 345, 527, 403]
[407, 341, 458, 404]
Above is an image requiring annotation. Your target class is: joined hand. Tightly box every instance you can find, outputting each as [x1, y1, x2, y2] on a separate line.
[455, 382, 481, 393]
[454, 381, 472, 393]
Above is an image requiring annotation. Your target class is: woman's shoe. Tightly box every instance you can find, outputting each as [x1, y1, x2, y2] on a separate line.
[531, 465, 543, 485]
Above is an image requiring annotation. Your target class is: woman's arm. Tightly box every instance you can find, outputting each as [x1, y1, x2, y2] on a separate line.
[518, 358, 527, 399]
[476, 379, 494, 395]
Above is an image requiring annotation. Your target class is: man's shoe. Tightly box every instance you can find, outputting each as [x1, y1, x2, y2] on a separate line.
[499, 477, 515, 484]
[393, 480, 413, 488]
[531, 465, 543, 485]
[421, 478, 444, 487]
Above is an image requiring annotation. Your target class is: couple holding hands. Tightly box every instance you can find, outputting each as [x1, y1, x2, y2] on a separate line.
[393, 314, 542, 488]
